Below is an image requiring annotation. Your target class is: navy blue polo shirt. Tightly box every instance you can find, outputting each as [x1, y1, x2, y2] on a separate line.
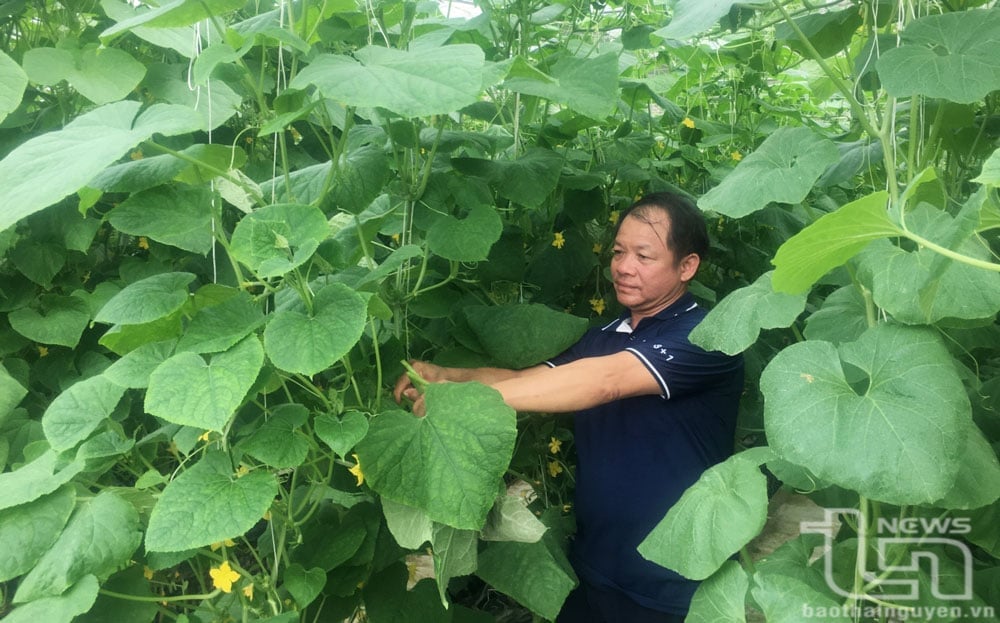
[546, 292, 744, 615]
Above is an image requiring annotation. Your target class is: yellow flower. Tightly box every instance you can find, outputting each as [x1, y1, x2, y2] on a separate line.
[548, 437, 562, 455]
[589, 297, 606, 316]
[608, 210, 620, 224]
[552, 232, 566, 249]
[130, 149, 144, 160]
[263, 510, 272, 521]
[209, 561, 240, 593]
[349, 453, 364, 486]
[547, 460, 563, 478]
[137, 236, 150, 250]
[592, 243, 602, 254]
[37, 345, 49, 358]
[235, 465, 249, 477]
[391, 233, 401, 245]
[143, 566, 154, 580]
[242, 583, 254, 599]
[210, 538, 236, 552]
[682, 117, 695, 129]
[197, 430, 211, 442]
[731, 151, 743, 161]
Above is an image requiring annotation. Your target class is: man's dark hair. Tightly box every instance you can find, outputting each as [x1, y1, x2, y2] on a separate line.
[615, 191, 709, 264]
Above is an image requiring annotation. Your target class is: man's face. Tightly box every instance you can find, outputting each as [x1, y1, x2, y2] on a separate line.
[610, 212, 699, 321]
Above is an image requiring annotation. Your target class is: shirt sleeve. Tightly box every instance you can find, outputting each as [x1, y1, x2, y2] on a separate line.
[624, 339, 742, 400]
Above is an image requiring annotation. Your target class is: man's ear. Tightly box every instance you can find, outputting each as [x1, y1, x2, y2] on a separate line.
[679, 253, 700, 283]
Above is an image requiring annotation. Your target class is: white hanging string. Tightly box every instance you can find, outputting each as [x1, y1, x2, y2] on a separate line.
[270, 0, 288, 205]
[188, 19, 219, 283]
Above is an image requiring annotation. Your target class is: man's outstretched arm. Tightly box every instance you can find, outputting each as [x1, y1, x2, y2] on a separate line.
[394, 352, 662, 414]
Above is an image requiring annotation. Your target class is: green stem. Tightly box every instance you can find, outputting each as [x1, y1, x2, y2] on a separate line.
[141, 142, 264, 207]
[862, 285, 878, 329]
[851, 496, 870, 606]
[739, 546, 757, 575]
[902, 229, 1000, 272]
[770, 0, 880, 140]
[369, 314, 384, 412]
[401, 359, 429, 393]
[99, 588, 221, 603]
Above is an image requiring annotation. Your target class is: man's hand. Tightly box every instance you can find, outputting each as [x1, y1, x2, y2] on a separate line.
[393, 360, 447, 406]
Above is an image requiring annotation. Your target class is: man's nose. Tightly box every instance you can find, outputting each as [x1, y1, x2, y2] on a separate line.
[614, 256, 635, 274]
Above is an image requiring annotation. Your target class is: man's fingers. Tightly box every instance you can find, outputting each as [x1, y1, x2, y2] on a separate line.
[413, 395, 427, 417]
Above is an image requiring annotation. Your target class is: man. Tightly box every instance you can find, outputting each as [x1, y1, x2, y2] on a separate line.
[394, 192, 744, 622]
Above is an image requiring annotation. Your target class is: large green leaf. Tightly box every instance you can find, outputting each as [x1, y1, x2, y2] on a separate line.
[381, 498, 433, 549]
[0, 101, 204, 231]
[107, 185, 214, 254]
[10, 240, 65, 286]
[802, 286, 869, 345]
[143, 63, 242, 130]
[761, 324, 970, 505]
[283, 564, 326, 608]
[145, 336, 264, 431]
[326, 145, 393, 215]
[2, 575, 98, 623]
[481, 495, 547, 543]
[933, 425, 1000, 510]
[773, 8, 863, 58]
[14, 491, 141, 603]
[426, 205, 502, 262]
[175, 290, 264, 354]
[22, 45, 146, 105]
[263, 283, 367, 376]
[241, 404, 310, 468]
[476, 532, 577, 621]
[103, 340, 175, 388]
[857, 204, 1000, 324]
[973, 146, 1000, 186]
[355, 383, 517, 530]
[751, 573, 852, 623]
[463, 304, 588, 369]
[637, 447, 771, 580]
[7, 294, 90, 348]
[95, 272, 196, 325]
[0, 363, 27, 418]
[689, 272, 807, 355]
[42, 375, 126, 452]
[699, 127, 840, 218]
[0, 486, 75, 583]
[145, 451, 278, 552]
[771, 191, 902, 293]
[90, 144, 246, 193]
[453, 148, 564, 209]
[877, 10, 1000, 104]
[0, 50, 27, 124]
[503, 52, 620, 119]
[430, 524, 478, 606]
[654, 0, 769, 40]
[363, 564, 452, 623]
[314, 410, 369, 458]
[101, 0, 245, 39]
[229, 203, 329, 278]
[100, 0, 202, 58]
[290, 45, 485, 118]
[685, 560, 749, 623]
[0, 450, 85, 512]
